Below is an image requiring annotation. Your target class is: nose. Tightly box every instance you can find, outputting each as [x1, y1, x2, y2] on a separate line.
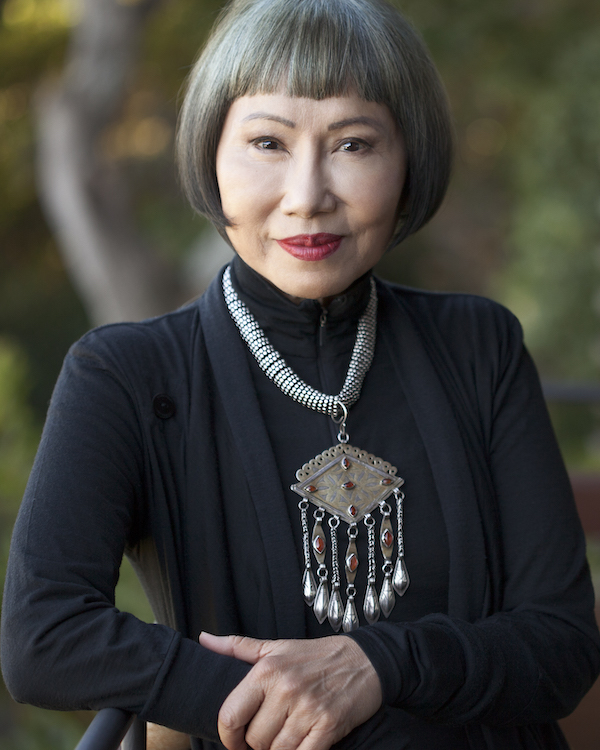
[280, 149, 336, 218]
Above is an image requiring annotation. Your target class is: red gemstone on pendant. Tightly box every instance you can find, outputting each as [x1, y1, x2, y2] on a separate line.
[348, 505, 358, 517]
[382, 529, 394, 548]
[342, 481, 355, 490]
[346, 553, 359, 572]
[313, 536, 326, 554]
[341, 457, 351, 470]
[381, 477, 392, 486]
[306, 485, 317, 493]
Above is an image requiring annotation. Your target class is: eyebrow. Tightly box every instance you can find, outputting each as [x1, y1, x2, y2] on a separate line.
[242, 112, 296, 127]
[241, 113, 386, 133]
[328, 116, 385, 133]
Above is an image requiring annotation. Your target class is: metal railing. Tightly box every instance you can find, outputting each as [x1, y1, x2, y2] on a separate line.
[74, 709, 146, 750]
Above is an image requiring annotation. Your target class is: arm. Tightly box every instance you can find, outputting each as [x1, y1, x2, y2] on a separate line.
[347, 344, 600, 725]
[0, 333, 250, 739]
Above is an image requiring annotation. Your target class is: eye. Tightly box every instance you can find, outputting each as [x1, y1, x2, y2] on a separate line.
[253, 138, 280, 150]
[339, 139, 369, 153]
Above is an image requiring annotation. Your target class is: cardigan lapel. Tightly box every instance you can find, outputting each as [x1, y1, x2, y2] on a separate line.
[377, 282, 489, 622]
[199, 270, 306, 638]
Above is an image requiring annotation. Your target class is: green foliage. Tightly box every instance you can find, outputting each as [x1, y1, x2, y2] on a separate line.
[383, 0, 600, 466]
[0, 338, 38, 512]
[499, 26, 600, 379]
[0, 0, 89, 420]
[116, 556, 156, 625]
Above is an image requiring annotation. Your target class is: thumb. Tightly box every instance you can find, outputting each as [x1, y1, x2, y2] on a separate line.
[199, 632, 271, 664]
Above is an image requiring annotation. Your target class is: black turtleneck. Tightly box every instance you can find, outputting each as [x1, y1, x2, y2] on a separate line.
[230, 255, 450, 637]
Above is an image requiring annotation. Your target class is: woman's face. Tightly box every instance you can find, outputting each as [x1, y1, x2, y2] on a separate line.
[216, 92, 406, 301]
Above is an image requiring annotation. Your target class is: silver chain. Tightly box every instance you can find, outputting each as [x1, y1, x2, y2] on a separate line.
[222, 265, 377, 418]
[299, 500, 311, 567]
[328, 515, 341, 589]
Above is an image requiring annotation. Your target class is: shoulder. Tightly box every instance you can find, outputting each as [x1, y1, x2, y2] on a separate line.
[64, 301, 203, 393]
[376, 279, 527, 404]
[377, 277, 523, 352]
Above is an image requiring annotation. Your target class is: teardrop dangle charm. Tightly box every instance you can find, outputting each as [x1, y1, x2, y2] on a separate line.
[314, 578, 330, 624]
[380, 571, 395, 617]
[392, 556, 409, 596]
[302, 567, 317, 605]
[364, 582, 380, 624]
[312, 518, 326, 564]
[345, 532, 359, 584]
[342, 594, 359, 632]
[328, 586, 343, 632]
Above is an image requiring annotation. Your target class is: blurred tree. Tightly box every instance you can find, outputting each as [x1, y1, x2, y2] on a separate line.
[36, 0, 183, 325]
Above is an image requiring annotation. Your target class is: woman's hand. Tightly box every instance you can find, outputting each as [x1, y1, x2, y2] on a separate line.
[199, 632, 382, 750]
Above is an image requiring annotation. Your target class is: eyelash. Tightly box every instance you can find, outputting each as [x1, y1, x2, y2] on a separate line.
[251, 137, 372, 152]
[253, 138, 280, 150]
[339, 139, 370, 152]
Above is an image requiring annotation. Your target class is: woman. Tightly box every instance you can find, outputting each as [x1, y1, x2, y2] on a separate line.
[2, 0, 599, 748]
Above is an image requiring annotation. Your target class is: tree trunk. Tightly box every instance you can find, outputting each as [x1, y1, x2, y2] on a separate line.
[35, 0, 183, 325]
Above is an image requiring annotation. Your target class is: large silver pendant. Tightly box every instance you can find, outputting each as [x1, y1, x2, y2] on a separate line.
[293, 444, 408, 631]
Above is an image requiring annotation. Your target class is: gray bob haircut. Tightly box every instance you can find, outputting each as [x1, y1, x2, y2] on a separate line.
[176, 0, 453, 246]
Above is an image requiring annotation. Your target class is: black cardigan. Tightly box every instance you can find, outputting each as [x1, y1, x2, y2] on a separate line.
[2, 268, 599, 750]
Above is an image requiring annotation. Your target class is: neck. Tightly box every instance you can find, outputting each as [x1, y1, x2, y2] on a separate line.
[229, 254, 373, 359]
[232, 254, 372, 309]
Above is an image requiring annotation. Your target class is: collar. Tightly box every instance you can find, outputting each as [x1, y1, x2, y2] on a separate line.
[229, 255, 372, 357]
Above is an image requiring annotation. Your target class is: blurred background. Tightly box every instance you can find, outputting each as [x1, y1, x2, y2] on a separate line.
[0, 0, 600, 747]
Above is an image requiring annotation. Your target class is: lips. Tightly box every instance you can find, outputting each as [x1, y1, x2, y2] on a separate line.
[276, 233, 342, 261]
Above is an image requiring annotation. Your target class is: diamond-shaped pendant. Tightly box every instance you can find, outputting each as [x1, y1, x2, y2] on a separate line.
[291, 444, 404, 523]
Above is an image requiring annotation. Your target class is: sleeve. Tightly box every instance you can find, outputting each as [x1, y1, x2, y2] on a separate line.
[347, 318, 600, 727]
[0, 334, 251, 739]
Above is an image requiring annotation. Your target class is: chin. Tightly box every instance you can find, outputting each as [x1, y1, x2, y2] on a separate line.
[275, 275, 354, 302]
[269, 262, 363, 301]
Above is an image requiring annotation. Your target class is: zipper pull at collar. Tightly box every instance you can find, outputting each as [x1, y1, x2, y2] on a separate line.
[319, 308, 328, 347]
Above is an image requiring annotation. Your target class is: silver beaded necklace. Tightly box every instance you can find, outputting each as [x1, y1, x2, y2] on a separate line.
[222, 265, 409, 632]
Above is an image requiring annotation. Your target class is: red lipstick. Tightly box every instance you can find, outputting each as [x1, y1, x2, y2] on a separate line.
[276, 233, 342, 261]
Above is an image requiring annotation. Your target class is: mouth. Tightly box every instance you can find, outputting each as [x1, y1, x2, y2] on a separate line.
[276, 233, 342, 261]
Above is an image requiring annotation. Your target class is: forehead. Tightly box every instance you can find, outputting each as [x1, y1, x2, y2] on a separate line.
[221, 92, 398, 133]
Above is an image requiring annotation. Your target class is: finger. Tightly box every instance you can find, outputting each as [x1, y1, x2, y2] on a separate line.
[199, 632, 237, 656]
[268, 716, 338, 750]
[243, 692, 289, 750]
[218, 672, 266, 750]
[200, 632, 270, 665]
[294, 725, 340, 750]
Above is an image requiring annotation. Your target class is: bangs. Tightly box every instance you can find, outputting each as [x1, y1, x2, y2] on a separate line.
[219, 0, 397, 104]
[177, 0, 453, 243]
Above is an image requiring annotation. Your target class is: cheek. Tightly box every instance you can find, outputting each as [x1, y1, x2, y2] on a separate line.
[218, 162, 279, 222]
[216, 115, 274, 227]
[217, 155, 251, 216]
[341, 163, 405, 232]
[355, 188, 402, 237]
